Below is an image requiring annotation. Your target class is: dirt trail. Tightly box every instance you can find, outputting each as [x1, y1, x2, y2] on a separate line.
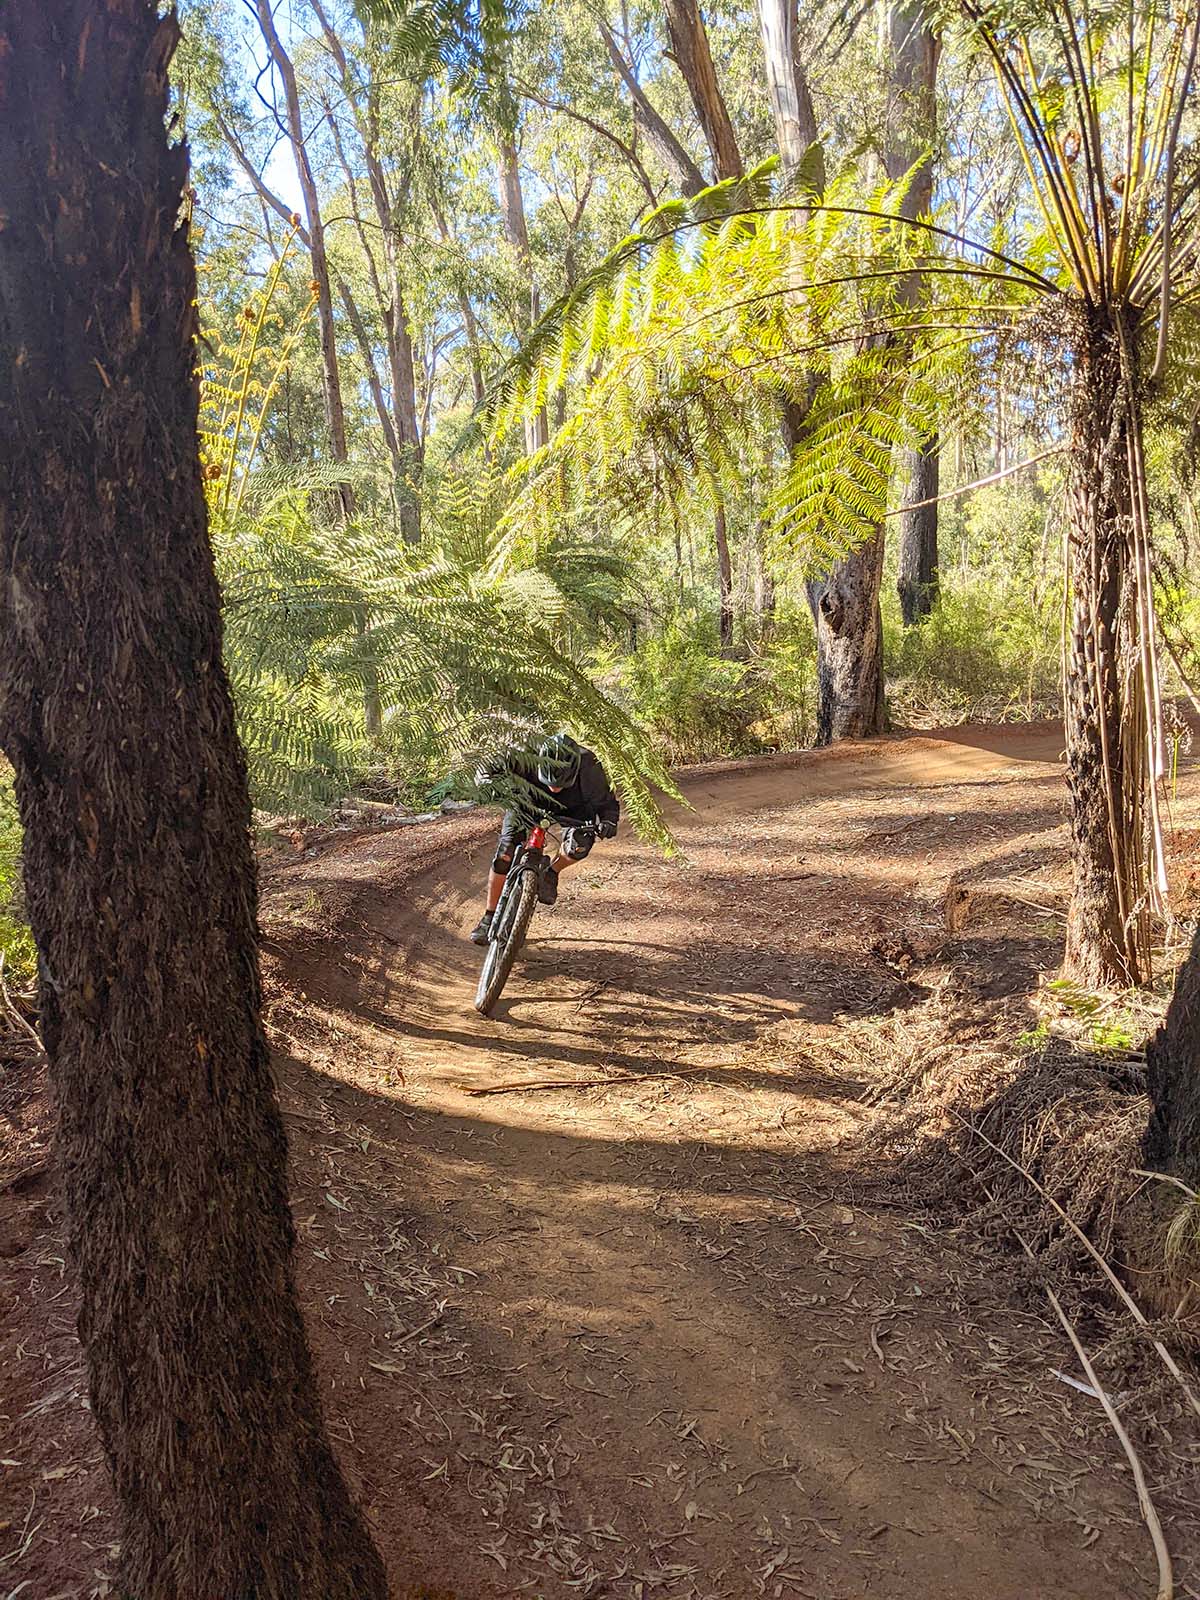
[257, 722, 1157, 1600]
[1, 724, 1177, 1598]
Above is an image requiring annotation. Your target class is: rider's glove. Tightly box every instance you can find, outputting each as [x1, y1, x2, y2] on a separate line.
[595, 817, 618, 840]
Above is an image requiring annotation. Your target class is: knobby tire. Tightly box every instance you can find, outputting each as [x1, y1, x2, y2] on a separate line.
[474, 867, 538, 1015]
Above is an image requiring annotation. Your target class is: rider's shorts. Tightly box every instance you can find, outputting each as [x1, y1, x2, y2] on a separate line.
[493, 811, 596, 873]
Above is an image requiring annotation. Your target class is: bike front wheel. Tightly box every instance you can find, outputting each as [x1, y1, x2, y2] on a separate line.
[474, 866, 539, 1015]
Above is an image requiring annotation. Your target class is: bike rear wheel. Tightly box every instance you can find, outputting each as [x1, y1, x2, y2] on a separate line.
[474, 866, 538, 1015]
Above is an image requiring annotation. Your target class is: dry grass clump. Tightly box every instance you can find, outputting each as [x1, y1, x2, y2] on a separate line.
[818, 975, 1199, 1363]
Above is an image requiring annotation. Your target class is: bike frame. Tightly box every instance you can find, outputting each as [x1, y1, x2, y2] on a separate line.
[488, 816, 586, 945]
[475, 814, 597, 1013]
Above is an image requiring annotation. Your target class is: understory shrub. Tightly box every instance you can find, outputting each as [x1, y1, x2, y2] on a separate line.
[0, 770, 36, 983]
[884, 583, 1061, 727]
[607, 608, 817, 764]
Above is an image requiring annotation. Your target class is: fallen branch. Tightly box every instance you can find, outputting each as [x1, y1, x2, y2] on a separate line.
[981, 1181, 1177, 1600]
[394, 1308, 444, 1347]
[1133, 1168, 1199, 1204]
[1045, 1284, 1173, 1600]
[951, 1108, 1200, 1421]
[465, 1062, 716, 1097]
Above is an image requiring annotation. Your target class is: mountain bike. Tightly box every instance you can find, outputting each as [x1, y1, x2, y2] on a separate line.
[474, 816, 591, 1016]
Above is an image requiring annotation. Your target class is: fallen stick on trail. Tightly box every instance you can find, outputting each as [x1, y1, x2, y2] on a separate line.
[465, 1062, 715, 1096]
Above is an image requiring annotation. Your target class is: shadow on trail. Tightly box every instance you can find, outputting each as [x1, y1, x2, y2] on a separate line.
[273, 1044, 1149, 1600]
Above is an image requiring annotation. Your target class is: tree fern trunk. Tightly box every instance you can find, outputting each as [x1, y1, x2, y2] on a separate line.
[0, 6, 389, 1595]
[1062, 309, 1149, 988]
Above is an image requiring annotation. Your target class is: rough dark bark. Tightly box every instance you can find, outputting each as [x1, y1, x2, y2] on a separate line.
[1145, 923, 1200, 1187]
[0, 4, 390, 1596]
[1062, 311, 1149, 988]
[662, 0, 744, 181]
[715, 502, 735, 650]
[897, 435, 940, 624]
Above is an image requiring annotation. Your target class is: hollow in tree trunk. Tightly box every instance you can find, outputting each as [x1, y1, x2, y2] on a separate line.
[897, 436, 939, 625]
[1062, 308, 1150, 988]
[0, 6, 389, 1596]
[807, 528, 887, 745]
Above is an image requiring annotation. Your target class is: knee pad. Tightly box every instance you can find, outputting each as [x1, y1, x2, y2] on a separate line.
[492, 849, 514, 875]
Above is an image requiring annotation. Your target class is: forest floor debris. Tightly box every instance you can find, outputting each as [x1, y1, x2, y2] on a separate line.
[3, 722, 1200, 1598]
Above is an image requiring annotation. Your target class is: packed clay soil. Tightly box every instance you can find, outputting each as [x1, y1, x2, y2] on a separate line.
[3, 722, 1198, 1599]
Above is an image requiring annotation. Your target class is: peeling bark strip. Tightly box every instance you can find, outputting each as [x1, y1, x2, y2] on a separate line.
[755, 0, 819, 168]
[0, 5, 388, 1595]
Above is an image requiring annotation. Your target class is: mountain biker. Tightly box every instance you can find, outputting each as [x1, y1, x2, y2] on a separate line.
[470, 733, 619, 946]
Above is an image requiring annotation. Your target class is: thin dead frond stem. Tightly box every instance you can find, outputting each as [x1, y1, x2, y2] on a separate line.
[1044, 1281, 1174, 1600]
[951, 1108, 1200, 1421]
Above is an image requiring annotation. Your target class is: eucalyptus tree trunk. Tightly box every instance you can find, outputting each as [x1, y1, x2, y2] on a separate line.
[254, 0, 351, 514]
[312, 1, 424, 543]
[810, 530, 888, 742]
[599, 18, 706, 197]
[758, 0, 888, 742]
[897, 435, 939, 624]
[715, 502, 735, 650]
[763, 0, 882, 743]
[1145, 921, 1200, 1186]
[886, 1, 940, 626]
[756, 0, 820, 172]
[1062, 308, 1150, 988]
[663, 0, 744, 180]
[497, 129, 549, 452]
[0, 6, 389, 1597]
[254, 0, 384, 733]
